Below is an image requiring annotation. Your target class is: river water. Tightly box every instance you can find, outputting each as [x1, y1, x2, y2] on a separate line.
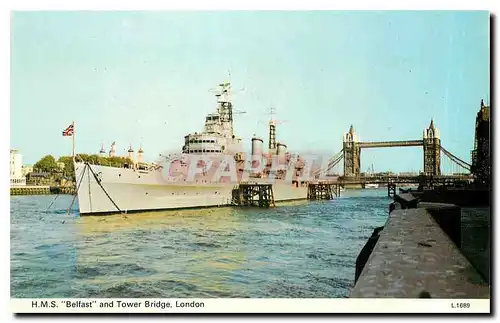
[11, 189, 390, 298]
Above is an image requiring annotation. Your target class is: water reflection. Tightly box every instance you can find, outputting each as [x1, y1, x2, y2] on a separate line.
[73, 206, 252, 297]
[75, 206, 238, 235]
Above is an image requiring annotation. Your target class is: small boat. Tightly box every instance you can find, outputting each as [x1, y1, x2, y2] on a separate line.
[365, 162, 379, 189]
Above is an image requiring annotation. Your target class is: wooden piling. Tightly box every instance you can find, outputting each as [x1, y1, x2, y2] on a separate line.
[234, 183, 275, 207]
[308, 182, 340, 200]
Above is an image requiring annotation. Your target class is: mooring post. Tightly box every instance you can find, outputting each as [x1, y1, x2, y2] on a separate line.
[388, 182, 396, 198]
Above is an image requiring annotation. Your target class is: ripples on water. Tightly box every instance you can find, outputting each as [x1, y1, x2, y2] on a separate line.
[11, 189, 390, 298]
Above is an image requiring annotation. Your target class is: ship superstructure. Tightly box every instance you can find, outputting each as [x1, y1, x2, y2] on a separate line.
[182, 82, 244, 156]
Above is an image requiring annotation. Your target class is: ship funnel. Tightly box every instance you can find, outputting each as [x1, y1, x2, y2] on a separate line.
[251, 136, 264, 170]
[252, 136, 264, 156]
[277, 142, 287, 156]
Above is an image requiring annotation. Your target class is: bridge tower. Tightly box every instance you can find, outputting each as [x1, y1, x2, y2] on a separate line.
[471, 99, 490, 186]
[343, 125, 361, 177]
[423, 119, 441, 176]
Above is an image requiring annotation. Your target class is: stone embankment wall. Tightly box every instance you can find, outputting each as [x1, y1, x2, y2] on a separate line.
[351, 189, 490, 298]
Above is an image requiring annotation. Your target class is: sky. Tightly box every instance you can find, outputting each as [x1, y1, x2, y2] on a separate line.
[11, 11, 490, 172]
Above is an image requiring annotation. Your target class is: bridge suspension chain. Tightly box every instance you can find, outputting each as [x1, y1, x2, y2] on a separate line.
[440, 146, 471, 172]
[307, 145, 470, 178]
[312, 149, 344, 177]
[440, 151, 457, 176]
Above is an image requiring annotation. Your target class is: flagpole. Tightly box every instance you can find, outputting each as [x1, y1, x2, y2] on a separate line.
[72, 121, 75, 161]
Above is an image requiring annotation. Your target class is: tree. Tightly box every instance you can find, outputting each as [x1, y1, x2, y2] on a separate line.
[57, 156, 75, 179]
[34, 155, 58, 173]
[74, 154, 133, 168]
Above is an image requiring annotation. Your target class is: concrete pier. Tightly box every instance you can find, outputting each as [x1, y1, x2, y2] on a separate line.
[351, 189, 490, 298]
[351, 207, 489, 298]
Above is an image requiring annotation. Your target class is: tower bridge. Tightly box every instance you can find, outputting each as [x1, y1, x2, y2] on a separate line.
[311, 100, 489, 188]
[357, 140, 424, 148]
[343, 119, 444, 177]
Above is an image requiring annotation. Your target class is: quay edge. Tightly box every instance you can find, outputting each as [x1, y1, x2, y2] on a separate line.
[351, 187, 490, 298]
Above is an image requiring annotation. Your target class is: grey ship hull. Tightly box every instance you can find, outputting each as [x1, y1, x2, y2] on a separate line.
[74, 162, 308, 215]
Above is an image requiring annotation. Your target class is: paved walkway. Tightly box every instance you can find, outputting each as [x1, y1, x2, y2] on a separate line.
[350, 208, 490, 298]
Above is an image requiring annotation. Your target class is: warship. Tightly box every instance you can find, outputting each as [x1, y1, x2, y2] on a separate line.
[73, 81, 313, 215]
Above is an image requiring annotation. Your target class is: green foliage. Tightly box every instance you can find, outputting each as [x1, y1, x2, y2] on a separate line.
[34, 155, 58, 173]
[57, 156, 74, 178]
[34, 154, 136, 183]
[75, 154, 134, 168]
